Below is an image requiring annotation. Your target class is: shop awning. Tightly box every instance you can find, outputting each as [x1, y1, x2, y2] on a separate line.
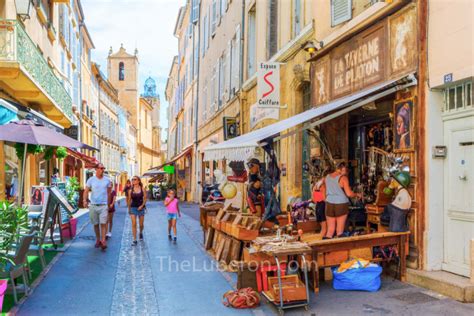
[203, 74, 417, 162]
[144, 144, 193, 175]
[0, 99, 18, 125]
[66, 149, 100, 169]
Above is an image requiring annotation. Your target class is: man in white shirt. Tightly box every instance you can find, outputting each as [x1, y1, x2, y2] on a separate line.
[83, 163, 111, 250]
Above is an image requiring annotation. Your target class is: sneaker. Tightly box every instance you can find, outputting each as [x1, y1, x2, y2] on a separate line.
[139, 233, 143, 241]
[95, 240, 101, 248]
[173, 237, 177, 244]
[106, 232, 112, 239]
[132, 240, 138, 246]
[168, 234, 172, 241]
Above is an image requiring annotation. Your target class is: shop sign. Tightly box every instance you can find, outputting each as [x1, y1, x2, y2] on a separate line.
[64, 125, 79, 140]
[250, 102, 279, 129]
[313, 6, 418, 104]
[164, 165, 175, 174]
[223, 116, 239, 140]
[257, 62, 280, 107]
[331, 26, 386, 99]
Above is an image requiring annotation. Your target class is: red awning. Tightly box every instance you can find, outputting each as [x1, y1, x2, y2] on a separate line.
[147, 145, 193, 172]
[67, 149, 99, 169]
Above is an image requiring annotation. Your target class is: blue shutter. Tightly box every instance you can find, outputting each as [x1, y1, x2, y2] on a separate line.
[331, 0, 352, 26]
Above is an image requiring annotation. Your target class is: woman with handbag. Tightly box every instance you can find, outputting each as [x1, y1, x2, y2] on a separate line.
[128, 176, 147, 246]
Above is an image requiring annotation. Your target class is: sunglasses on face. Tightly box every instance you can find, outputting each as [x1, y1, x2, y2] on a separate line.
[132, 178, 138, 181]
[96, 167, 105, 170]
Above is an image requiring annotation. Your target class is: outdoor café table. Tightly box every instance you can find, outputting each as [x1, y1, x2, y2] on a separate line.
[261, 245, 312, 314]
[306, 231, 410, 293]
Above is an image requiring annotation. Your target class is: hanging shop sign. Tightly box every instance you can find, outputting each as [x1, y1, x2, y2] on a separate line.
[223, 116, 239, 140]
[250, 102, 279, 129]
[313, 5, 418, 105]
[251, 62, 281, 129]
[64, 125, 79, 140]
[257, 62, 280, 107]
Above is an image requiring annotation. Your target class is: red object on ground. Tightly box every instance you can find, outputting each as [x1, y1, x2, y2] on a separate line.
[61, 217, 78, 239]
[256, 263, 287, 292]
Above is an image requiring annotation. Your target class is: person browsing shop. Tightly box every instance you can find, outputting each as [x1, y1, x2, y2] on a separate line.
[324, 162, 362, 239]
[83, 163, 112, 251]
[128, 176, 147, 246]
[164, 189, 181, 243]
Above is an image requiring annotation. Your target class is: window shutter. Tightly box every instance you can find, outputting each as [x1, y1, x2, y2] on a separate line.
[211, 0, 217, 35]
[331, 0, 352, 27]
[225, 41, 231, 101]
[233, 25, 241, 91]
[267, 0, 278, 59]
[191, 0, 200, 24]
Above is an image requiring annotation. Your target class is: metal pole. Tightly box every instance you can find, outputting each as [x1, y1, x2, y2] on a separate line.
[17, 143, 27, 205]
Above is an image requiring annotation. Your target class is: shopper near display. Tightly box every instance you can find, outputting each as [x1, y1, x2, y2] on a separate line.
[128, 176, 147, 246]
[123, 179, 131, 205]
[106, 185, 117, 239]
[164, 189, 181, 243]
[324, 162, 362, 239]
[312, 177, 327, 237]
[83, 163, 112, 250]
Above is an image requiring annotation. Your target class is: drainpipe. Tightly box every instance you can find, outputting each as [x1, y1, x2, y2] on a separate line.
[193, 2, 202, 203]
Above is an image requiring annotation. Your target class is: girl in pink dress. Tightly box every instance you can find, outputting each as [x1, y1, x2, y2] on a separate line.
[164, 189, 181, 243]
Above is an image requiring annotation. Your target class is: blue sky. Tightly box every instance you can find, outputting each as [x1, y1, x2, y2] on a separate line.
[82, 0, 185, 141]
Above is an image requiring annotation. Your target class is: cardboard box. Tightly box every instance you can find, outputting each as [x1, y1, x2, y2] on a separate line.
[268, 275, 307, 302]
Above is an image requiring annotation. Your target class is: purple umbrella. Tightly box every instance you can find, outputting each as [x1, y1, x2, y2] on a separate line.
[0, 120, 96, 150]
[0, 120, 98, 204]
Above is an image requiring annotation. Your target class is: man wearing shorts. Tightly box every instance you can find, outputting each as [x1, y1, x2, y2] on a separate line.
[83, 163, 111, 250]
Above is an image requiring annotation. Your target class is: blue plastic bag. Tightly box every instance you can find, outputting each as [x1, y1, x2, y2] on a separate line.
[332, 264, 382, 292]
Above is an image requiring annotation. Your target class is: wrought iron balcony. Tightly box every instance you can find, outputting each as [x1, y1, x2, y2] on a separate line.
[0, 19, 73, 126]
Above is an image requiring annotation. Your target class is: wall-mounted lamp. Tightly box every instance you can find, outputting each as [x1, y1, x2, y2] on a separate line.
[15, 0, 32, 20]
[303, 40, 324, 54]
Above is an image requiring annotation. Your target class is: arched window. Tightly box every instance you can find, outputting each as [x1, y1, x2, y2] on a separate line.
[119, 62, 125, 81]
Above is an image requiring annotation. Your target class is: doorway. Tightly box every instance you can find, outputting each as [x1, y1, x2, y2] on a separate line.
[442, 113, 474, 277]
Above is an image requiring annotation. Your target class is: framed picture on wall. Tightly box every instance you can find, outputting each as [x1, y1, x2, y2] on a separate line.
[394, 98, 415, 152]
[223, 117, 239, 140]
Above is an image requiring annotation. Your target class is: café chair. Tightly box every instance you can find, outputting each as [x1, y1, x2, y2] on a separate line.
[0, 233, 35, 303]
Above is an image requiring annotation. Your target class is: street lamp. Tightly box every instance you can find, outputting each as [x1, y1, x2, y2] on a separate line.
[15, 0, 32, 20]
[303, 40, 324, 54]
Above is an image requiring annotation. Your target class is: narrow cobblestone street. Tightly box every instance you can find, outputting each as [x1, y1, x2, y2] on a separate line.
[15, 201, 474, 316]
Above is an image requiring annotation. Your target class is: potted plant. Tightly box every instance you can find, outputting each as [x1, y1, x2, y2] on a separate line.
[0, 201, 29, 310]
[66, 177, 80, 209]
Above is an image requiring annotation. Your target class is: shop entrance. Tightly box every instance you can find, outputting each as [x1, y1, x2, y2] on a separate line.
[347, 98, 394, 197]
[442, 114, 474, 277]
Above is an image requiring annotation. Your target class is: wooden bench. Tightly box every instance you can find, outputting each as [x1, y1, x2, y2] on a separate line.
[306, 232, 410, 293]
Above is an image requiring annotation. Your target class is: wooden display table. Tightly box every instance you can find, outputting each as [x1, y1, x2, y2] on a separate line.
[306, 232, 410, 293]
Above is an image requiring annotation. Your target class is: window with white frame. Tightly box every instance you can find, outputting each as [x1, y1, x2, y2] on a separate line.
[292, 0, 302, 38]
[247, 7, 256, 78]
[444, 81, 473, 112]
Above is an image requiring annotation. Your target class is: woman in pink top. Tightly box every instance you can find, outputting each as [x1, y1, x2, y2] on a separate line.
[164, 189, 181, 243]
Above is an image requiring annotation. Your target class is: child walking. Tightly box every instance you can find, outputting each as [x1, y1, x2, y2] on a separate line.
[164, 189, 181, 243]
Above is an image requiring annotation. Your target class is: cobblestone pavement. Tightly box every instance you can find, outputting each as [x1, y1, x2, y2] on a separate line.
[17, 200, 474, 316]
[110, 214, 159, 315]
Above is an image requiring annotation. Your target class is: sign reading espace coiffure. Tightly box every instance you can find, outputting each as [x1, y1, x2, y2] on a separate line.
[250, 62, 281, 129]
[257, 62, 280, 107]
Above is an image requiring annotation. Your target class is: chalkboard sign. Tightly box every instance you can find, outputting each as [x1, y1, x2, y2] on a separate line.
[48, 186, 76, 224]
